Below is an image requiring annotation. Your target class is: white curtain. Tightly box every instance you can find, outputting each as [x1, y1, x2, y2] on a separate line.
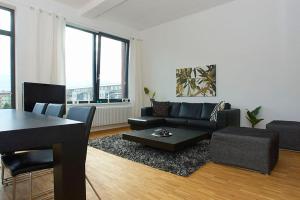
[28, 7, 66, 85]
[15, 7, 66, 109]
[129, 39, 143, 117]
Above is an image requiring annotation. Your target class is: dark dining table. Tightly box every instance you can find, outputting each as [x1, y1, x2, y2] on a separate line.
[0, 109, 86, 200]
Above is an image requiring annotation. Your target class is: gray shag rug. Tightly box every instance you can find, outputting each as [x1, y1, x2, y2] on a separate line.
[89, 134, 210, 176]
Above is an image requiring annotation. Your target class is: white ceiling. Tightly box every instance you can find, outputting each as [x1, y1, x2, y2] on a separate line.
[53, 0, 93, 9]
[53, 0, 235, 30]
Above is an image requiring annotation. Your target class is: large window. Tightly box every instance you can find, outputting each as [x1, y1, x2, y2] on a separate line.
[0, 6, 15, 109]
[65, 26, 129, 103]
[98, 34, 129, 101]
[65, 26, 95, 102]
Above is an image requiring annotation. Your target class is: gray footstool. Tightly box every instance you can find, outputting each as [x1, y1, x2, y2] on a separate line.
[210, 127, 279, 174]
[266, 121, 300, 151]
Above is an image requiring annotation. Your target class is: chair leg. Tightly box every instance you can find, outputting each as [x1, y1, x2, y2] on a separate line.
[86, 175, 101, 200]
[12, 176, 16, 200]
[1, 162, 4, 185]
[29, 173, 32, 200]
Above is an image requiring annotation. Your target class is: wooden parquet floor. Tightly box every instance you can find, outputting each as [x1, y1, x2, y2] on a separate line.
[1, 127, 300, 200]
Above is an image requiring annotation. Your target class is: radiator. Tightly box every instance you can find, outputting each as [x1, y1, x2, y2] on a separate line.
[92, 105, 132, 127]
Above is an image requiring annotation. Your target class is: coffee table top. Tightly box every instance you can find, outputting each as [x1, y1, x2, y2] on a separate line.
[123, 127, 208, 145]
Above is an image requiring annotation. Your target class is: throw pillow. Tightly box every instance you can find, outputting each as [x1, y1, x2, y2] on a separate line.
[153, 101, 170, 117]
[210, 101, 226, 122]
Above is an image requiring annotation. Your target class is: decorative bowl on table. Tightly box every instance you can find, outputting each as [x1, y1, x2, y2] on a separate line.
[151, 128, 173, 137]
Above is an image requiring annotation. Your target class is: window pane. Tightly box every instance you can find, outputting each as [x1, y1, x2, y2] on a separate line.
[65, 27, 94, 102]
[99, 36, 126, 99]
[0, 9, 11, 32]
[0, 35, 12, 109]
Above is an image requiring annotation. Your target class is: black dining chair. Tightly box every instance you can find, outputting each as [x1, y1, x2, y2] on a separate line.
[32, 103, 47, 114]
[44, 103, 64, 118]
[1, 103, 62, 187]
[1, 106, 98, 200]
[0, 103, 47, 186]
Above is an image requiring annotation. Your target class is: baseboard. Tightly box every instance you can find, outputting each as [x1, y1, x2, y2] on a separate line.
[91, 123, 129, 132]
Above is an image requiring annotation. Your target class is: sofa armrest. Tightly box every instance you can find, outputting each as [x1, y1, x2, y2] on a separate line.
[141, 107, 153, 117]
[217, 109, 241, 129]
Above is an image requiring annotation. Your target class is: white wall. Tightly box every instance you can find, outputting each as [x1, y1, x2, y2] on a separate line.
[0, 0, 138, 110]
[140, 0, 300, 128]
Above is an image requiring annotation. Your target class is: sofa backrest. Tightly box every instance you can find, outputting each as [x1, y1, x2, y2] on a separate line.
[168, 102, 231, 120]
[178, 103, 203, 119]
[201, 103, 217, 120]
[169, 102, 181, 117]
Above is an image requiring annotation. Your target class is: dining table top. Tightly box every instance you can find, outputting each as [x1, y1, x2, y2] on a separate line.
[0, 109, 83, 132]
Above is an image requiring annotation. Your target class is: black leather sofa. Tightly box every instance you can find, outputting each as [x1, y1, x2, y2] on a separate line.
[128, 102, 240, 134]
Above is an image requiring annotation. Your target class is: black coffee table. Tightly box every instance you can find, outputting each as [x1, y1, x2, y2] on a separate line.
[122, 127, 209, 151]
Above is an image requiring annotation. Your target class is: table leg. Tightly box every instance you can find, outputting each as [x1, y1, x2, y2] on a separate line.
[52, 125, 86, 200]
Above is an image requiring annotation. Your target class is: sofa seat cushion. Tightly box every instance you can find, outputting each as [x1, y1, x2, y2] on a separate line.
[188, 119, 217, 129]
[128, 117, 165, 126]
[165, 118, 188, 126]
[178, 103, 203, 119]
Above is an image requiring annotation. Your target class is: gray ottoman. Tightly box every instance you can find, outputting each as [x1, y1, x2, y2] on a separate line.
[266, 120, 300, 151]
[210, 127, 279, 174]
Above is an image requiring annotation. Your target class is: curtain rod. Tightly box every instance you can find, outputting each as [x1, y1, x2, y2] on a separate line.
[2, 0, 63, 18]
[130, 37, 143, 41]
[29, 6, 66, 20]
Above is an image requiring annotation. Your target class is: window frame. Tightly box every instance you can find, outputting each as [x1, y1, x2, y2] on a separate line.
[0, 6, 15, 109]
[65, 24, 130, 104]
[97, 32, 130, 102]
[65, 25, 97, 103]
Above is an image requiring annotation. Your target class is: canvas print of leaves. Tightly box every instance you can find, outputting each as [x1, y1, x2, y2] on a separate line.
[176, 65, 216, 97]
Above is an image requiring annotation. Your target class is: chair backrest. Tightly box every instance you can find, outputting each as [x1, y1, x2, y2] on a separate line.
[45, 104, 64, 118]
[32, 103, 47, 114]
[66, 106, 96, 162]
